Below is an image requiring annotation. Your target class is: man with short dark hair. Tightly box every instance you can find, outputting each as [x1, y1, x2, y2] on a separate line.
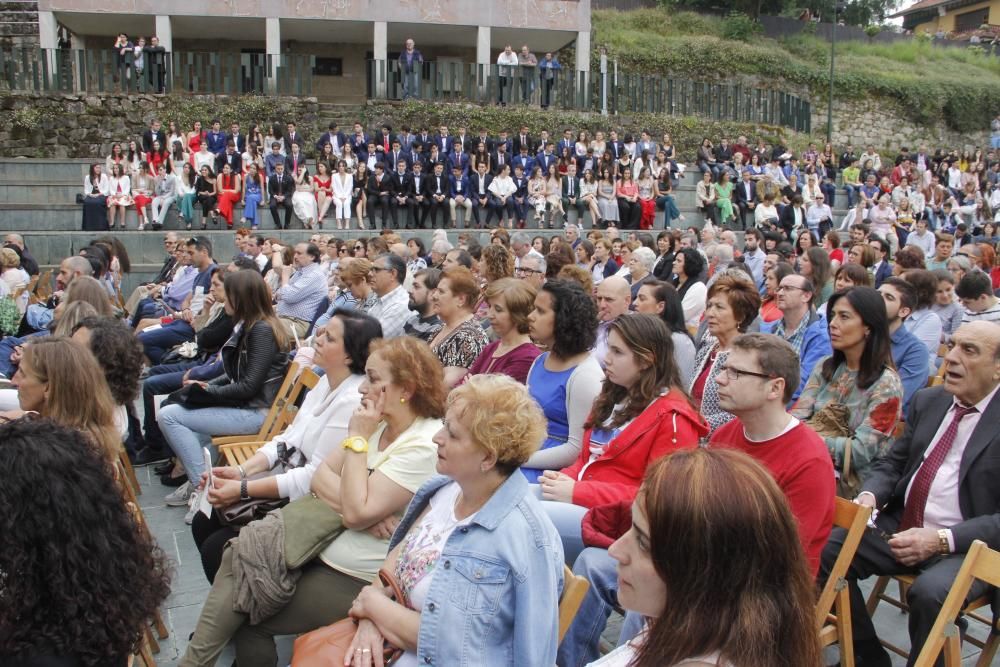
[404, 268, 443, 341]
[267, 162, 295, 229]
[869, 236, 893, 288]
[880, 277, 930, 417]
[368, 253, 412, 338]
[443, 248, 473, 270]
[711, 332, 835, 573]
[956, 270, 1000, 324]
[820, 321, 1000, 667]
[275, 242, 327, 339]
[759, 274, 830, 401]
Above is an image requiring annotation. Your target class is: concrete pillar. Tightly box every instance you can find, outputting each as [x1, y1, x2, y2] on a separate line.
[476, 26, 490, 90]
[155, 15, 172, 52]
[266, 17, 281, 94]
[575, 30, 590, 107]
[373, 21, 387, 98]
[38, 11, 59, 86]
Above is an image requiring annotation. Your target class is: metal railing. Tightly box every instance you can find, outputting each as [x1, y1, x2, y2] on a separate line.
[0, 47, 314, 96]
[367, 60, 811, 132]
[0, 47, 810, 132]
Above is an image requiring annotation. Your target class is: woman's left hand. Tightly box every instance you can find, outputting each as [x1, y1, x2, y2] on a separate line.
[206, 477, 241, 508]
[539, 470, 575, 503]
[349, 583, 391, 620]
[344, 618, 385, 667]
[349, 387, 386, 439]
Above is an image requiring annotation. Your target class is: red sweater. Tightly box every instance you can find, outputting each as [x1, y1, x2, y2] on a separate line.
[561, 390, 709, 509]
[710, 419, 835, 575]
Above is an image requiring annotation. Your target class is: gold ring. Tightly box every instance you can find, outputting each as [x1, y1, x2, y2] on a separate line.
[361, 648, 371, 654]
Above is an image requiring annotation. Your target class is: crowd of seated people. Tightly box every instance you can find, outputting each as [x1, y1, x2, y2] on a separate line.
[4, 198, 1000, 667]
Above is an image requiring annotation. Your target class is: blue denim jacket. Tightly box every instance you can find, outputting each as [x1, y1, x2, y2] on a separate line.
[389, 472, 565, 666]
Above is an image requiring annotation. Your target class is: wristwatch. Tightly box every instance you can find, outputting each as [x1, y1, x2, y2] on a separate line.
[240, 478, 251, 501]
[341, 436, 369, 454]
[937, 529, 950, 555]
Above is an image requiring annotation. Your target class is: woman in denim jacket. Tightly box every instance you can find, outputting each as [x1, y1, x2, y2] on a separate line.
[343, 374, 565, 667]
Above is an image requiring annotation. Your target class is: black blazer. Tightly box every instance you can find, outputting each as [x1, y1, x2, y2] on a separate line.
[873, 261, 893, 289]
[142, 129, 165, 154]
[862, 385, 1000, 553]
[387, 171, 410, 196]
[214, 151, 243, 176]
[733, 180, 757, 207]
[267, 173, 295, 197]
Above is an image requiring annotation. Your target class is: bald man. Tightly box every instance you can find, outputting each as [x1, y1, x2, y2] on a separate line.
[592, 276, 631, 368]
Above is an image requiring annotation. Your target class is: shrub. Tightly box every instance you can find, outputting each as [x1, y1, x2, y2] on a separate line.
[721, 12, 761, 42]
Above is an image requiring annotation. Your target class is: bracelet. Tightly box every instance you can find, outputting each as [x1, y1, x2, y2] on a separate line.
[937, 529, 950, 555]
[240, 478, 250, 501]
[237, 464, 246, 480]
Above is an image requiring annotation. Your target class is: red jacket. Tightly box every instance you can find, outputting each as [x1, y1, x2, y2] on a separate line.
[562, 389, 709, 509]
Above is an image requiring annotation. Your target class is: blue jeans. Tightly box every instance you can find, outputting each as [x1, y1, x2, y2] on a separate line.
[138, 320, 195, 364]
[0, 331, 47, 378]
[532, 485, 588, 566]
[131, 296, 167, 327]
[157, 403, 266, 481]
[142, 361, 201, 448]
[844, 184, 859, 208]
[557, 547, 621, 667]
[656, 194, 681, 225]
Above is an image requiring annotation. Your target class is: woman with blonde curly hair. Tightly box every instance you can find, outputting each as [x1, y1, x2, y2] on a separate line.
[341, 374, 565, 667]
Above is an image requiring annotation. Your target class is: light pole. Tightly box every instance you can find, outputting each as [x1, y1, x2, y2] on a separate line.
[827, 3, 845, 143]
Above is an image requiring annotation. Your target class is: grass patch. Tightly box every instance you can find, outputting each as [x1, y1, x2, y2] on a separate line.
[591, 8, 1000, 133]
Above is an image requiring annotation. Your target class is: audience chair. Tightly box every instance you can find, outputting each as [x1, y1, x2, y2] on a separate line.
[118, 446, 141, 497]
[558, 564, 591, 643]
[866, 546, 999, 664]
[33, 269, 53, 302]
[912, 540, 1000, 667]
[817, 498, 872, 667]
[215, 364, 320, 465]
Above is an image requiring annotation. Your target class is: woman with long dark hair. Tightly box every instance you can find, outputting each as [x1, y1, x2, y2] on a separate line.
[157, 270, 290, 520]
[590, 448, 822, 667]
[0, 418, 171, 667]
[671, 247, 707, 328]
[537, 314, 708, 564]
[633, 279, 697, 385]
[195, 164, 218, 230]
[82, 163, 111, 231]
[791, 287, 903, 481]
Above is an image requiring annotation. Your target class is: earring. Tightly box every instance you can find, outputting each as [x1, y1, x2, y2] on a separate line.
[400, 397, 407, 404]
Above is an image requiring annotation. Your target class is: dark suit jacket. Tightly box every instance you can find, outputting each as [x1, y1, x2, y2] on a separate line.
[862, 385, 1000, 553]
[447, 151, 470, 177]
[449, 175, 471, 199]
[536, 153, 557, 174]
[490, 151, 511, 174]
[375, 132, 396, 154]
[351, 133, 369, 160]
[733, 180, 757, 208]
[873, 261, 893, 289]
[315, 131, 346, 154]
[606, 141, 624, 161]
[367, 173, 391, 198]
[228, 132, 246, 154]
[267, 173, 295, 198]
[470, 173, 492, 200]
[283, 132, 305, 155]
[387, 171, 411, 197]
[513, 135, 533, 155]
[214, 151, 243, 176]
[561, 175, 581, 198]
[142, 129, 166, 154]
[433, 135, 452, 155]
[427, 173, 449, 198]
[385, 150, 410, 172]
[475, 136, 495, 154]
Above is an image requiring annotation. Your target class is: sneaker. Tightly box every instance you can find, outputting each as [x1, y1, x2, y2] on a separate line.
[164, 481, 193, 507]
[184, 489, 200, 525]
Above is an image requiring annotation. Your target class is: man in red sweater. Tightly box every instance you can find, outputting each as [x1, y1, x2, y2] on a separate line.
[711, 332, 836, 574]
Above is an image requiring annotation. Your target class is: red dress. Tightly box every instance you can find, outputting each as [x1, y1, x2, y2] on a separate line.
[216, 173, 240, 227]
[187, 131, 205, 153]
[312, 175, 332, 201]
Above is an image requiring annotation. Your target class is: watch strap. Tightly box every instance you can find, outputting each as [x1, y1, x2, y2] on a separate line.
[240, 478, 250, 501]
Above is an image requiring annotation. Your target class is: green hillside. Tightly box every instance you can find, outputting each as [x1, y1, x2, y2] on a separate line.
[591, 8, 1000, 132]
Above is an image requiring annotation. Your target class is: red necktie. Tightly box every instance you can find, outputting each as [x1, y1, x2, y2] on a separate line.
[384, 136, 390, 152]
[898, 405, 977, 530]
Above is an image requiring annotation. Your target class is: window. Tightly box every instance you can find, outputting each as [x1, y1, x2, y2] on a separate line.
[313, 57, 343, 76]
[954, 8, 989, 33]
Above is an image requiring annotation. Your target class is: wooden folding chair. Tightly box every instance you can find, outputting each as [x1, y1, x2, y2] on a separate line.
[912, 540, 1000, 667]
[816, 498, 872, 667]
[33, 269, 53, 301]
[215, 364, 321, 465]
[867, 546, 999, 665]
[558, 564, 590, 643]
[119, 446, 141, 497]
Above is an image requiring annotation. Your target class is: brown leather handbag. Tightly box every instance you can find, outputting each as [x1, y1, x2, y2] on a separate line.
[291, 568, 407, 667]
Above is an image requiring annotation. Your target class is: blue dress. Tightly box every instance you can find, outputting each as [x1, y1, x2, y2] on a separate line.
[245, 180, 262, 227]
[522, 352, 575, 483]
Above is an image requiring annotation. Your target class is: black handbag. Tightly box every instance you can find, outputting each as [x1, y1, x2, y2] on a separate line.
[219, 442, 302, 527]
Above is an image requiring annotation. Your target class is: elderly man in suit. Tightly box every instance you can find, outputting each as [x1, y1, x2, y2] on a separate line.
[819, 320, 1000, 667]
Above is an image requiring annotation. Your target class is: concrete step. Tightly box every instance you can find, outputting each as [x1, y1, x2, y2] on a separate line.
[0, 158, 90, 181]
[0, 180, 81, 202]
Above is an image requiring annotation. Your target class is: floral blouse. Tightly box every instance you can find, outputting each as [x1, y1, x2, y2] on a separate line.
[791, 358, 902, 480]
[431, 319, 489, 370]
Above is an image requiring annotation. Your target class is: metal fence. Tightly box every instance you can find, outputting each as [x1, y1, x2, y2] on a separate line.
[0, 47, 314, 96]
[0, 47, 811, 132]
[367, 59, 812, 132]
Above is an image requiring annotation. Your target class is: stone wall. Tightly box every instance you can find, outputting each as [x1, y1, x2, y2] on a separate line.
[810, 95, 989, 151]
[0, 93, 329, 158]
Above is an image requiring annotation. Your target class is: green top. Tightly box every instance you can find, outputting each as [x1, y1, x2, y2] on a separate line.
[842, 166, 861, 185]
[714, 181, 734, 200]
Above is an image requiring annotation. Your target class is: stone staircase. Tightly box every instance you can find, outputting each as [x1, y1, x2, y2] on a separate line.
[0, 157, 852, 293]
[0, 0, 38, 48]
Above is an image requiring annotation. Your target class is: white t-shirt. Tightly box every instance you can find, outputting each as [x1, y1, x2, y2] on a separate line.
[393, 481, 478, 667]
[589, 634, 731, 667]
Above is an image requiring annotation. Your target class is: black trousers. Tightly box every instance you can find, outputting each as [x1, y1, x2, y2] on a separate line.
[472, 196, 495, 227]
[427, 197, 448, 228]
[368, 194, 391, 229]
[408, 197, 430, 228]
[618, 198, 640, 229]
[819, 510, 991, 667]
[191, 507, 240, 583]
[269, 197, 293, 228]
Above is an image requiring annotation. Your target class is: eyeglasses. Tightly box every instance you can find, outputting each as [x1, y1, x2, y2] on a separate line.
[716, 364, 775, 382]
[516, 267, 542, 276]
[776, 284, 807, 293]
